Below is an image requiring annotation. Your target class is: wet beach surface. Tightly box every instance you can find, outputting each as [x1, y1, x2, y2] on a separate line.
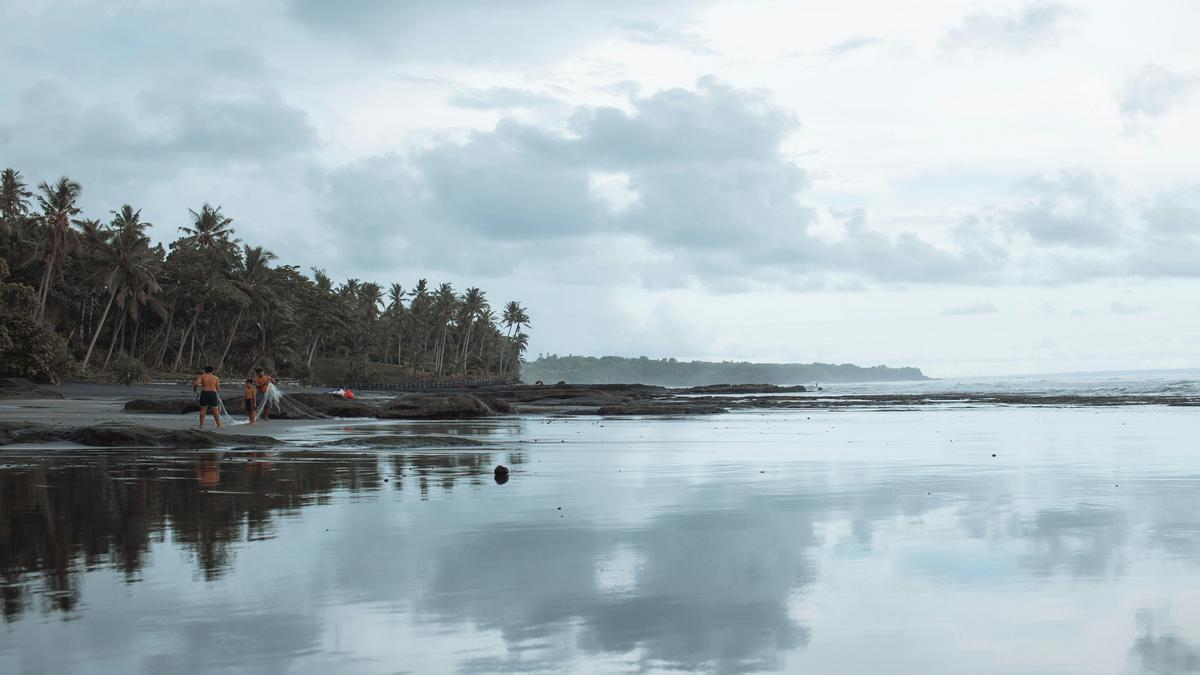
[1, 405, 1199, 673]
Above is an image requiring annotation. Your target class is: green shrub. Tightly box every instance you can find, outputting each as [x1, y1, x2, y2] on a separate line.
[0, 259, 70, 382]
[108, 353, 149, 385]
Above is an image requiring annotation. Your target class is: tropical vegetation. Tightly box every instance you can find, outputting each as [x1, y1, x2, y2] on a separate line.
[522, 355, 928, 386]
[0, 168, 531, 383]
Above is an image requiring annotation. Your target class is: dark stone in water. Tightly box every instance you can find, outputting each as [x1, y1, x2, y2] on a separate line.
[494, 465, 510, 484]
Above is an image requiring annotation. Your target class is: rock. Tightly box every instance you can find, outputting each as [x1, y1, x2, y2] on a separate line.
[66, 424, 279, 448]
[682, 383, 807, 394]
[278, 393, 377, 418]
[0, 377, 63, 400]
[596, 403, 728, 416]
[125, 398, 202, 414]
[377, 393, 498, 419]
[321, 434, 485, 448]
[494, 465, 510, 484]
[1, 423, 277, 448]
[124, 396, 244, 415]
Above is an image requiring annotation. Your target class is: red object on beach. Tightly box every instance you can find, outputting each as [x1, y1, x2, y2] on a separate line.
[343, 389, 355, 400]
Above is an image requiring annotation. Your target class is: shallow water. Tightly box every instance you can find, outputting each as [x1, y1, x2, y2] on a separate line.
[1, 406, 1198, 674]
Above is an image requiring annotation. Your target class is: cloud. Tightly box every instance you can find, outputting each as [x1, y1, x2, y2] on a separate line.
[1006, 170, 1122, 247]
[450, 86, 562, 110]
[942, 301, 999, 316]
[1117, 64, 1197, 133]
[313, 78, 1010, 288]
[823, 35, 884, 57]
[941, 1, 1077, 53]
[617, 20, 718, 55]
[0, 80, 316, 176]
[1110, 302, 1151, 315]
[284, 0, 699, 60]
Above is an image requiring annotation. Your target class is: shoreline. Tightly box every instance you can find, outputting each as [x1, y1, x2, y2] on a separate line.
[2, 380, 1197, 451]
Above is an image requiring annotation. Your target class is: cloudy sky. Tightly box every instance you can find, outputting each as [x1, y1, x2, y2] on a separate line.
[2, 0, 1197, 376]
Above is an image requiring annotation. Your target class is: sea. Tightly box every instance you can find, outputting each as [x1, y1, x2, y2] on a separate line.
[0, 370, 1197, 674]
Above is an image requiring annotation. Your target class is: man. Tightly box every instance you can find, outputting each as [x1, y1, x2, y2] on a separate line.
[243, 377, 258, 425]
[254, 367, 277, 420]
[193, 366, 223, 429]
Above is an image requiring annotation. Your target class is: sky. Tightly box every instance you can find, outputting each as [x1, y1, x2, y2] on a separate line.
[1, 0, 1197, 377]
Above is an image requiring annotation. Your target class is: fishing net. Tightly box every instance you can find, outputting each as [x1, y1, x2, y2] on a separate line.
[256, 382, 332, 420]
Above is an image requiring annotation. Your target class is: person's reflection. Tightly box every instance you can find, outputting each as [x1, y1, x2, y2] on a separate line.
[244, 452, 273, 477]
[196, 454, 221, 488]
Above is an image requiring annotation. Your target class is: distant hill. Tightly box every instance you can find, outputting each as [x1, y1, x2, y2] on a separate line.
[522, 355, 929, 386]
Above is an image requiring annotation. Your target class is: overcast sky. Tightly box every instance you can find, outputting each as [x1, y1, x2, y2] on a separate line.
[2, 0, 1197, 376]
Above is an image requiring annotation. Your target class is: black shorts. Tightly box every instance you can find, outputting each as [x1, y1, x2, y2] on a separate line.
[198, 391, 221, 407]
[244, 398, 256, 412]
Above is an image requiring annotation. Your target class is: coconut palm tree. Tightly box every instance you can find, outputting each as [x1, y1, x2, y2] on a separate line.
[217, 244, 277, 370]
[457, 287, 487, 372]
[81, 206, 161, 369]
[32, 177, 84, 320]
[178, 204, 237, 258]
[386, 282, 405, 365]
[0, 168, 33, 235]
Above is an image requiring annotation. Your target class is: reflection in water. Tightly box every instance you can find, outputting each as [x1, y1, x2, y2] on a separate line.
[0, 448, 519, 622]
[1129, 610, 1200, 674]
[1, 408, 1199, 673]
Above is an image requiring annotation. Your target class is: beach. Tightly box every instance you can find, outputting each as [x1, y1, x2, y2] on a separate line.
[1, 377, 1198, 673]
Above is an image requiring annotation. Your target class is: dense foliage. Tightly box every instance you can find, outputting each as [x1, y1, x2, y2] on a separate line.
[0, 168, 531, 383]
[523, 355, 928, 386]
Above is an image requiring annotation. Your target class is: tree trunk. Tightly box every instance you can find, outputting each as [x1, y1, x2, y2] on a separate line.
[217, 307, 244, 372]
[103, 315, 125, 370]
[82, 279, 118, 369]
[173, 307, 201, 372]
[35, 263, 53, 320]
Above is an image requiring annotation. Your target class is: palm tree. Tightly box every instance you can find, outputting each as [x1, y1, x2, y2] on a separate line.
[178, 204, 237, 257]
[217, 244, 277, 370]
[386, 283, 405, 365]
[33, 177, 83, 320]
[0, 168, 33, 236]
[499, 301, 530, 374]
[170, 204, 240, 371]
[432, 283, 456, 375]
[457, 287, 487, 372]
[82, 206, 163, 369]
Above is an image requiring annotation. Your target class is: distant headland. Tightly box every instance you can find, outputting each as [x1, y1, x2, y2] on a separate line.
[522, 355, 930, 387]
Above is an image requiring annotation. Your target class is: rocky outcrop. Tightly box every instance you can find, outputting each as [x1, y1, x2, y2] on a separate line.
[682, 383, 807, 394]
[0, 423, 278, 448]
[277, 393, 377, 418]
[376, 393, 499, 419]
[0, 377, 63, 400]
[596, 403, 728, 416]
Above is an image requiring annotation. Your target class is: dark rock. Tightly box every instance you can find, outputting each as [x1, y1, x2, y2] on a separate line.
[1, 422, 277, 448]
[377, 393, 498, 419]
[494, 465, 510, 484]
[321, 434, 485, 448]
[682, 383, 807, 394]
[0, 377, 63, 400]
[279, 393, 377, 418]
[125, 398, 201, 414]
[596, 403, 728, 416]
[124, 396, 245, 415]
[66, 424, 279, 448]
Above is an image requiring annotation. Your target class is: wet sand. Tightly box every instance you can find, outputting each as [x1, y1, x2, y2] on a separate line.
[1, 403, 1198, 673]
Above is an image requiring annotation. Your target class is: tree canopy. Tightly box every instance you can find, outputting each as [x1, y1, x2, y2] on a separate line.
[0, 168, 531, 383]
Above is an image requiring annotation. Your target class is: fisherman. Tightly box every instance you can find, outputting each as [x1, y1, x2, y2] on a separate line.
[254, 368, 276, 420]
[193, 365, 223, 429]
[244, 377, 258, 425]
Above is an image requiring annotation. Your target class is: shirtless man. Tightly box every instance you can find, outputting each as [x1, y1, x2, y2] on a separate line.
[193, 366, 223, 429]
[254, 368, 277, 420]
